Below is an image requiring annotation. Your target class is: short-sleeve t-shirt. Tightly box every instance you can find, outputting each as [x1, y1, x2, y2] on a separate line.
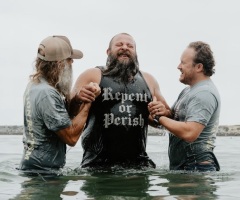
[169, 79, 221, 170]
[19, 78, 71, 172]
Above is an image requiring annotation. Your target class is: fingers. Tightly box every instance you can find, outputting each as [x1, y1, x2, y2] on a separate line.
[89, 82, 101, 96]
[76, 88, 94, 103]
[148, 101, 166, 117]
[75, 82, 101, 103]
[148, 96, 157, 108]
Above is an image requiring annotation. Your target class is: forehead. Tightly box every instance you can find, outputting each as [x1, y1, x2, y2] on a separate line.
[111, 34, 135, 46]
[181, 47, 195, 61]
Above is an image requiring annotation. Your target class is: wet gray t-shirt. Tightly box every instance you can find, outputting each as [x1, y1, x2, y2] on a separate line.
[19, 78, 71, 173]
[169, 79, 221, 170]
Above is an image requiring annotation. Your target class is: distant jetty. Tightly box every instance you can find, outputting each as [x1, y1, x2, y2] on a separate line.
[148, 125, 240, 136]
[0, 125, 240, 136]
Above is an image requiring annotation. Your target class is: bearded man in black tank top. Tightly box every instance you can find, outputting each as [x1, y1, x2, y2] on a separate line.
[69, 33, 172, 169]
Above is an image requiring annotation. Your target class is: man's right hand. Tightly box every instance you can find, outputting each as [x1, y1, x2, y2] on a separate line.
[75, 82, 101, 103]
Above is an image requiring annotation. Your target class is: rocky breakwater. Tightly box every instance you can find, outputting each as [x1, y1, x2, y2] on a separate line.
[0, 125, 240, 136]
[0, 125, 24, 135]
[148, 125, 240, 136]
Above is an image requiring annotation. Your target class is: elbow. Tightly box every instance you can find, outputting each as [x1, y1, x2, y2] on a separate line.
[67, 143, 76, 147]
[182, 134, 198, 143]
[184, 137, 197, 143]
[67, 139, 77, 147]
[64, 131, 78, 146]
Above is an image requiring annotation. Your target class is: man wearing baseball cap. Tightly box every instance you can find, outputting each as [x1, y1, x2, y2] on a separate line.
[18, 35, 100, 175]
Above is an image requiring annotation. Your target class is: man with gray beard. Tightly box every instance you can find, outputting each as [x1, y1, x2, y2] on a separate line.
[71, 33, 172, 169]
[19, 35, 100, 175]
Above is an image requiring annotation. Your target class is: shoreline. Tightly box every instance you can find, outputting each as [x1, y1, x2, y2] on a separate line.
[0, 125, 240, 136]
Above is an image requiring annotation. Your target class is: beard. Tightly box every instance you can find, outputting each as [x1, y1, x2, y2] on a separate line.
[179, 69, 195, 86]
[57, 63, 73, 99]
[103, 50, 139, 84]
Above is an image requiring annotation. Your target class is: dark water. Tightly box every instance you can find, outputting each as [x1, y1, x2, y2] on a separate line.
[0, 135, 240, 200]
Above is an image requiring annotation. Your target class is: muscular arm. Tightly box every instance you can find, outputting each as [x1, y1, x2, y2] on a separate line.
[159, 117, 205, 142]
[141, 71, 172, 126]
[56, 103, 91, 146]
[71, 68, 102, 99]
[69, 68, 102, 118]
[150, 90, 216, 142]
[57, 68, 102, 146]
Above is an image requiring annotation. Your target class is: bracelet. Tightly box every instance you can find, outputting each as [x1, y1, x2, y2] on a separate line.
[153, 115, 162, 128]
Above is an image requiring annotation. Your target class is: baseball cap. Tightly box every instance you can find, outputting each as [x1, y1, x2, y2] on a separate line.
[54, 35, 83, 59]
[37, 35, 83, 61]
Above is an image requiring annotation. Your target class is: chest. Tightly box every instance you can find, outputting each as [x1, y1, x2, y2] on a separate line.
[99, 74, 152, 104]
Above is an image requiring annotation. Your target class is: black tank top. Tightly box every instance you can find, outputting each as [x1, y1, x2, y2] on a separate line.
[81, 67, 155, 168]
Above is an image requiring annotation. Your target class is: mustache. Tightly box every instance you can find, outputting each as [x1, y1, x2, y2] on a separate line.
[103, 53, 139, 83]
[106, 49, 138, 66]
[117, 49, 131, 57]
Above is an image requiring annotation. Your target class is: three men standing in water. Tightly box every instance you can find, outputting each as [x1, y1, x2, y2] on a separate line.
[20, 33, 220, 173]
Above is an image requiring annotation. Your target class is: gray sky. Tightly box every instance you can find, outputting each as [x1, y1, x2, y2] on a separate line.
[0, 0, 239, 125]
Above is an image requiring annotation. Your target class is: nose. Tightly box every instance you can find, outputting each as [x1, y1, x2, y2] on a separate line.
[121, 44, 129, 50]
[177, 63, 181, 69]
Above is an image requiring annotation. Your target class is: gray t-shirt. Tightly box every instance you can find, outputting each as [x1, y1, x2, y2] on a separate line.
[169, 79, 221, 170]
[19, 78, 71, 173]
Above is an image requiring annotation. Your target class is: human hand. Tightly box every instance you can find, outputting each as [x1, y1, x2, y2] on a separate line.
[88, 82, 101, 97]
[75, 82, 101, 103]
[148, 96, 166, 118]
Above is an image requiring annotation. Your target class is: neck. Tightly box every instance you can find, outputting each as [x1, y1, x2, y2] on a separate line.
[190, 76, 210, 87]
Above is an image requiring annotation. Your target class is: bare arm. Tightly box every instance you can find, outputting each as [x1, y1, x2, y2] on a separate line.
[56, 103, 91, 147]
[57, 68, 102, 146]
[57, 81, 101, 146]
[71, 68, 101, 99]
[69, 68, 101, 118]
[141, 71, 172, 126]
[158, 116, 205, 142]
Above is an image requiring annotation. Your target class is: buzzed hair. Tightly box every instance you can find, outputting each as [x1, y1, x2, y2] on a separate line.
[108, 33, 136, 49]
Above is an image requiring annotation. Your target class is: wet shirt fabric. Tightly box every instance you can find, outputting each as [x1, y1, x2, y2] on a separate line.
[19, 78, 71, 174]
[169, 79, 221, 171]
[81, 67, 155, 169]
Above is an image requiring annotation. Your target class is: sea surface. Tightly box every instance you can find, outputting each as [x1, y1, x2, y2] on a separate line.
[0, 135, 240, 200]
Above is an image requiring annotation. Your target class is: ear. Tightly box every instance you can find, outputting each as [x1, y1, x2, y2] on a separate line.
[196, 63, 204, 72]
[106, 48, 110, 55]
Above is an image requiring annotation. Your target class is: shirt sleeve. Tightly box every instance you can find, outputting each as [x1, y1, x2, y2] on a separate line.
[186, 91, 218, 126]
[37, 90, 72, 132]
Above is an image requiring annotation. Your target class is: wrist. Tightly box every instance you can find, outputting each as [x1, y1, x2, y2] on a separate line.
[153, 115, 162, 128]
[74, 94, 82, 105]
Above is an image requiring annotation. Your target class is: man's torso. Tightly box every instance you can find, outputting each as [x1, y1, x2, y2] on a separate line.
[81, 70, 155, 168]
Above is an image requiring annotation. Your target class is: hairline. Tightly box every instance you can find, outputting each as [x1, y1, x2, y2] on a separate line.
[108, 33, 136, 50]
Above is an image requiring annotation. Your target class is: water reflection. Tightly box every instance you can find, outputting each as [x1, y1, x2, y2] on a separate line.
[61, 169, 218, 199]
[160, 171, 218, 199]
[11, 175, 69, 200]
[10, 169, 220, 200]
[72, 169, 156, 199]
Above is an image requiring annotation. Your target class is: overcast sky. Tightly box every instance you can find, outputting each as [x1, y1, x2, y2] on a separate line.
[0, 0, 239, 126]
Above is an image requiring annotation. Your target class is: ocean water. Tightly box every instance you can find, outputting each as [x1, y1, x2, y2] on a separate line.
[0, 135, 240, 200]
